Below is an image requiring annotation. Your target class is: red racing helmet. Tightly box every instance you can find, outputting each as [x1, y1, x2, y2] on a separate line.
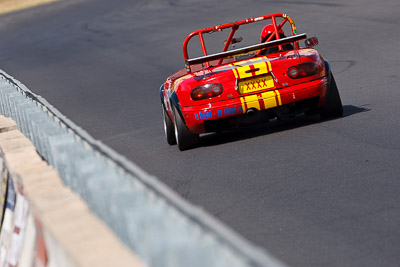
[260, 24, 284, 42]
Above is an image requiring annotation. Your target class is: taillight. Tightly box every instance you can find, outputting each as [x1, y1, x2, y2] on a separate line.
[287, 62, 318, 79]
[191, 83, 223, 101]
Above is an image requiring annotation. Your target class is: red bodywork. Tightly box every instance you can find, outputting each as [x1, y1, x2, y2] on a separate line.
[161, 13, 328, 135]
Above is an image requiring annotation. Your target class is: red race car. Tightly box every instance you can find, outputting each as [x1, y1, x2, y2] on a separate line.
[160, 13, 343, 150]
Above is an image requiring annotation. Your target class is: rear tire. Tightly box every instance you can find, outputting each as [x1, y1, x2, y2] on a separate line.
[173, 106, 199, 151]
[319, 72, 343, 119]
[162, 105, 176, 145]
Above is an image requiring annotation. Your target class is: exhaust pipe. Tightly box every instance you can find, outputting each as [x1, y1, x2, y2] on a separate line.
[246, 108, 257, 117]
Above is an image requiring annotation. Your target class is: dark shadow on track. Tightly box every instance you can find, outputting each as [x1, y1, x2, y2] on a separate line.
[195, 105, 369, 149]
[343, 104, 370, 116]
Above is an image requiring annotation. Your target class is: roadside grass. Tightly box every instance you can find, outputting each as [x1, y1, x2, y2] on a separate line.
[0, 0, 59, 15]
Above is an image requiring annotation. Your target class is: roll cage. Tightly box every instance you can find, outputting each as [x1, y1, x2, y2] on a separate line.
[183, 13, 301, 73]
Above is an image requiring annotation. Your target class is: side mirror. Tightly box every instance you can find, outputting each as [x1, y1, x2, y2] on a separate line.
[224, 37, 243, 45]
[305, 37, 318, 48]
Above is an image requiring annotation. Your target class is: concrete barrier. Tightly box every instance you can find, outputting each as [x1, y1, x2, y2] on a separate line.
[0, 115, 144, 267]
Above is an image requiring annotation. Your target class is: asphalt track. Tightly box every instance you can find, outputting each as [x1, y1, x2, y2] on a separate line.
[1, 0, 400, 266]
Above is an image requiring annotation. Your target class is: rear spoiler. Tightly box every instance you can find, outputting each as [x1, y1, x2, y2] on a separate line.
[185, 33, 307, 71]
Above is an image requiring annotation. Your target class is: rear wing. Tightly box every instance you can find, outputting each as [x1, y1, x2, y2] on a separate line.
[183, 13, 299, 73]
[186, 33, 307, 67]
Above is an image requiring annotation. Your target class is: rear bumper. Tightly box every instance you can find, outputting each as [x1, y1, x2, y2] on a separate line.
[181, 77, 328, 134]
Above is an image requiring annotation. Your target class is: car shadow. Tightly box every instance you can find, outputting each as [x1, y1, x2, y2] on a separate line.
[197, 105, 370, 148]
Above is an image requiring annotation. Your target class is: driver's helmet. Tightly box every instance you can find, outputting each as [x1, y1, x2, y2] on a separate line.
[260, 24, 284, 43]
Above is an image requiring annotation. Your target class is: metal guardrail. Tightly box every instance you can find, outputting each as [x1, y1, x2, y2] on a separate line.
[0, 70, 287, 267]
[0, 116, 143, 267]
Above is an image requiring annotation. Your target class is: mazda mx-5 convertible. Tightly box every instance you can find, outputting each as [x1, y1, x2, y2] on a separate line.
[160, 13, 343, 150]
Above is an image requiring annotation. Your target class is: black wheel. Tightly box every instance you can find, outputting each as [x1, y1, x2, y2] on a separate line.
[172, 106, 199, 151]
[319, 72, 343, 119]
[162, 105, 176, 145]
